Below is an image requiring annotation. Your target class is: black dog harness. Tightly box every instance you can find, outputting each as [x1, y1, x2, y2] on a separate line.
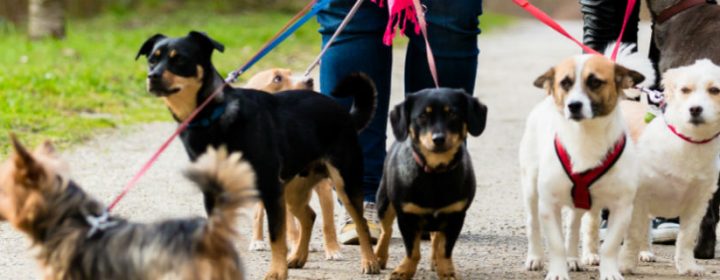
[554, 134, 626, 210]
[187, 106, 226, 128]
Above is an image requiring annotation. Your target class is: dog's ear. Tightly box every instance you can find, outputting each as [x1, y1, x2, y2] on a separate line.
[534, 67, 555, 93]
[390, 95, 415, 141]
[661, 67, 680, 101]
[9, 134, 45, 189]
[136, 33, 166, 60]
[615, 64, 645, 89]
[188, 31, 225, 53]
[464, 94, 488, 137]
[35, 141, 56, 157]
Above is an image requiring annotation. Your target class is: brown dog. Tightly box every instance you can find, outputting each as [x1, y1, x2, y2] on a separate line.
[245, 68, 343, 260]
[0, 136, 256, 280]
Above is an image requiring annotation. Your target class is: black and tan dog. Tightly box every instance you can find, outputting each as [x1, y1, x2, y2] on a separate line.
[0, 136, 256, 280]
[136, 31, 380, 279]
[374, 88, 487, 279]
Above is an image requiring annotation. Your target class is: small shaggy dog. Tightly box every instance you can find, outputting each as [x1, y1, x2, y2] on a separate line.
[0, 136, 256, 280]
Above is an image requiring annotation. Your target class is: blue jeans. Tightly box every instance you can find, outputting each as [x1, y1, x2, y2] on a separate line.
[317, 0, 483, 202]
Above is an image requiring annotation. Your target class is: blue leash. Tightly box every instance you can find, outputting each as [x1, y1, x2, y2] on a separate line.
[226, 0, 330, 82]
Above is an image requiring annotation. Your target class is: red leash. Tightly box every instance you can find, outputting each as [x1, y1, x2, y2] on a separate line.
[511, 0, 637, 62]
[107, 1, 319, 212]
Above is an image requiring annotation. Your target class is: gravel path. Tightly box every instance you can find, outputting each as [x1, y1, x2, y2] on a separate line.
[2, 20, 720, 279]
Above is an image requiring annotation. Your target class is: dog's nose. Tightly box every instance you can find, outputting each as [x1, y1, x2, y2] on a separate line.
[568, 102, 583, 114]
[304, 78, 314, 89]
[148, 71, 162, 80]
[432, 133, 446, 146]
[690, 106, 703, 117]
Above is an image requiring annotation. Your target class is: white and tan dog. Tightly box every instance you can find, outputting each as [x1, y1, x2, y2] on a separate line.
[520, 48, 648, 279]
[618, 59, 720, 276]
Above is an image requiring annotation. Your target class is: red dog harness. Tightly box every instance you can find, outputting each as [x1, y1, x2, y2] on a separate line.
[554, 134, 627, 210]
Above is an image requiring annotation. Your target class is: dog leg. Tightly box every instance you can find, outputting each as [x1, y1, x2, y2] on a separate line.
[521, 169, 543, 271]
[676, 198, 708, 276]
[430, 232, 439, 271]
[581, 208, 601, 266]
[620, 200, 648, 275]
[265, 195, 289, 280]
[375, 204, 396, 270]
[566, 209, 583, 271]
[286, 208, 299, 250]
[316, 180, 342, 260]
[285, 178, 315, 269]
[639, 222, 655, 263]
[601, 199, 633, 280]
[329, 164, 380, 274]
[250, 203, 269, 251]
[539, 202, 569, 280]
[434, 214, 465, 280]
[391, 219, 421, 280]
[695, 186, 720, 259]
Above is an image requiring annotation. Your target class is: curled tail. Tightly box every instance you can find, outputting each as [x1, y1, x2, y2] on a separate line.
[331, 72, 377, 132]
[184, 146, 257, 243]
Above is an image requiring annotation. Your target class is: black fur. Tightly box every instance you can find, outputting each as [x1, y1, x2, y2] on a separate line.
[136, 30, 376, 250]
[377, 88, 487, 264]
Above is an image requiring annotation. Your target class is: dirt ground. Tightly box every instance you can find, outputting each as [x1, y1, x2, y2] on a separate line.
[3, 20, 720, 279]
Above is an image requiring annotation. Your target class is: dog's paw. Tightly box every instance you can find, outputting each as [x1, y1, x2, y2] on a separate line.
[437, 271, 457, 280]
[362, 258, 381, 274]
[287, 253, 308, 269]
[249, 240, 268, 251]
[263, 270, 288, 280]
[599, 270, 624, 280]
[544, 271, 569, 280]
[678, 263, 704, 276]
[567, 258, 582, 272]
[581, 253, 600, 266]
[619, 262, 635, 275]
[325, 250, 344, 261]
[639, 251, 656, 262]
[525, 256, 544, 271]
[389, 270, 415, 280]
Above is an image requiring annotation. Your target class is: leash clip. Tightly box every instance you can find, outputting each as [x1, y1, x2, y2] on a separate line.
[225, 70, 242, 84]
[85, 210, 119, 238]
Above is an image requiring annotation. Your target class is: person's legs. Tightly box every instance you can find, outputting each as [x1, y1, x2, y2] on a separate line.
[579, 0, 640, 52]
[404, 0, 483, 95]
[317, 0, 391, 244]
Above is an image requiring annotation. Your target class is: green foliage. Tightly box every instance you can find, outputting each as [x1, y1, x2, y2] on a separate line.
[0, 8, 512, 155]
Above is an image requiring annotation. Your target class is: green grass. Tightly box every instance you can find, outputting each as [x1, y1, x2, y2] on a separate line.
[0, 10, 512, 155]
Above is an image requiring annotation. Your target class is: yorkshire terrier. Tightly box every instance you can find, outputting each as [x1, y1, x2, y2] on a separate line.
[0, 135, 256, 280]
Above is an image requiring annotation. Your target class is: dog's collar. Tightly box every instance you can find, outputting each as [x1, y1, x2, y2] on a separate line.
[187, 105, 226, 128]
[554, 134, 626, 210]
[666, 123, 720, 144]
[411, 146, 462, 173]
[656, 0, 715, 24]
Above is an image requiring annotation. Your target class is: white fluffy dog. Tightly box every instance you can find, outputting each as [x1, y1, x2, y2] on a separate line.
[520, 45, 652, 280]
[619, 59, 720, 276]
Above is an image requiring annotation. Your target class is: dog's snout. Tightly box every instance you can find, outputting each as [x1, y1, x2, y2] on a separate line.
[568, 102, 583, 114]
[304, 78, 314, 88]
[690, 106, 703, 117]
[148, 70, 162, 81]
[432, 133, 446, 146]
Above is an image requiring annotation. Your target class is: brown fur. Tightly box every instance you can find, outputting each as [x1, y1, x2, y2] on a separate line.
[244, 68, 313, 93]
[417, 130, 463, 169]
[534, 55, 643, 118]
[390, 233, 421, 280]
[0, 136, 255, 280]
[160, 66, 204, 121]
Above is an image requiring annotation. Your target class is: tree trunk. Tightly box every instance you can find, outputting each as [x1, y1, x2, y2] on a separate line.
[28, 0, 65, 40]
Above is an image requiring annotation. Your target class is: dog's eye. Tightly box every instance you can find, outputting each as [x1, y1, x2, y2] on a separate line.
[681, 87, 692, 94]
[709, 87, 720, 95]
[273, 75, 283, 83]
[586, 75, 605, 90]
[559, 77, 573, 91]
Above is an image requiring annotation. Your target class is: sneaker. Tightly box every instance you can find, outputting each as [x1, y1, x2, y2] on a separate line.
[339, 202, 381, 245]
[652, 218, 679, 244]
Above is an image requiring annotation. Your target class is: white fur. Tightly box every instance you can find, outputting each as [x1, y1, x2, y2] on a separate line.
[520, 55, 639, 280]
[604, 43, 657, 91]
[615, 59, 720, 276]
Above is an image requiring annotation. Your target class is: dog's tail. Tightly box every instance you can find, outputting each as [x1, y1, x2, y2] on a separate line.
[604, 42, 657, 93]
[184, 146, 257, 246]
[331, 72, 377, 132]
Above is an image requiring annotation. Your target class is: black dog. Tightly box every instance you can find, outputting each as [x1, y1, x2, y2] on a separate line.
[374, 88, 487, 279]
[136, 31, 380, 279]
